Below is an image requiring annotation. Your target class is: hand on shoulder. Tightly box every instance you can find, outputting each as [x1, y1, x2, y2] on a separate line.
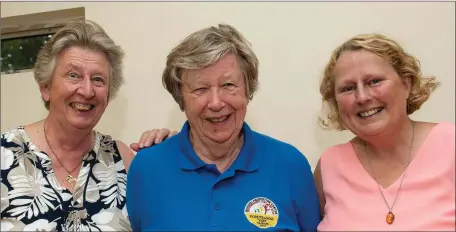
[129, 128, 178, 152]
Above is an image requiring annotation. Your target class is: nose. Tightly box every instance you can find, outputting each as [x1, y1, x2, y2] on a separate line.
[77, 77, 95, 99]
[355, 86, 372, 104]
[207, 88, 225, 112]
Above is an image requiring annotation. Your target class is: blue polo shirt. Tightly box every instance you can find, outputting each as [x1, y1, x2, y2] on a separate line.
[127, 121, 320, 231]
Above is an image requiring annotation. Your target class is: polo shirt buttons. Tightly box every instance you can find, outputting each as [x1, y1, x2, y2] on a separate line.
[214, 203, 220, 211]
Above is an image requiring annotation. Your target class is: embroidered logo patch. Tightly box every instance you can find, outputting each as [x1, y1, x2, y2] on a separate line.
[244, 197, 279, 229]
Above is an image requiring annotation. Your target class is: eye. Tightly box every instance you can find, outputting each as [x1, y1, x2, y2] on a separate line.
[68, 72, 79, 79]
[192, 87, 208, 95]
[223, 83, 236, 90]
[369, 79, 382, 85]
[92, 76, 106, 85]
[341, 85, 355, 92]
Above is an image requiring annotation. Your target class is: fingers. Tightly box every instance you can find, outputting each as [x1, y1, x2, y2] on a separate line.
[135, 128, 179, 151]
[169, 130, 178, 137]
[154, 128, 173, 144]
[139, 129, 159, 149]
[130, 143, 140, 152]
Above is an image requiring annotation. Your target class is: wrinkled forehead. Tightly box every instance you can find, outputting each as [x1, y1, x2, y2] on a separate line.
[181, 57, 245, 86]
[183, 69, 243, 84]
[57, 46, 111, 71]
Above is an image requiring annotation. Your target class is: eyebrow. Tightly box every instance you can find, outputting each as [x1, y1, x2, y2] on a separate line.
[65, 63, 108, 78]
[65, 63, 83, 71]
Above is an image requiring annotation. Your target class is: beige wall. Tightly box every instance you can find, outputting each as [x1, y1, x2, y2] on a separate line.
[1, 2, 454, 169]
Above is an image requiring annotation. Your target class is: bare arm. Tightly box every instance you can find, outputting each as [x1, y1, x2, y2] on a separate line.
[116, 140, 135, 172]
[313, 159, 326, 219]
[116, 128, 178, 172]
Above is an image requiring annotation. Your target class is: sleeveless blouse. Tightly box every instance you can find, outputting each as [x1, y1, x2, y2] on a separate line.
[318, 122, 455, 231]
[1, 126, 132, 231]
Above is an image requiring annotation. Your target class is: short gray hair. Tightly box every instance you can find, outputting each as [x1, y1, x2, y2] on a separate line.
[162, 23, 259, 110]
[34, 20, 124, 109]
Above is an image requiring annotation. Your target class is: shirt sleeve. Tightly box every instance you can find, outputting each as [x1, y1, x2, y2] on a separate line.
[292, 150, 321, 232]
[126, 151, 145, 232]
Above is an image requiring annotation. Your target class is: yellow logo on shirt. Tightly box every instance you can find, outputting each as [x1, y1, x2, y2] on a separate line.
[244, 197, 279, 229]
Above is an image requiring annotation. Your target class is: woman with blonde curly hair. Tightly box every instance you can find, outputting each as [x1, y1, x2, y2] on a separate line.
[314, 33, 455, 231]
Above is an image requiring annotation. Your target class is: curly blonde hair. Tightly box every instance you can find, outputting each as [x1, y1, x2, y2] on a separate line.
[318, 33, 440, 130]
[34, 20, 124, 110]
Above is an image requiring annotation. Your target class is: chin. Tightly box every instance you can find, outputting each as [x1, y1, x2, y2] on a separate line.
[204, 130, 238, 144]
[71, 123, 96, 130]
[68, 118, 98, 130]
[352, 122, 388, 137]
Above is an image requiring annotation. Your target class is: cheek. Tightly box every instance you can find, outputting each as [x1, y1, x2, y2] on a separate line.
[96, 87, 109, 103]
[335, 96, 353, 115]
[369, 87, 385, 98]
[50, 83, 72, 99]
[183, 95, 207, 115]
[371, 86, 401, 106]
[227, 88, 248, 110]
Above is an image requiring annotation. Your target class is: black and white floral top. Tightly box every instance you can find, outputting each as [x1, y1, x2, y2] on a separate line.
[1, 127, 132, 231]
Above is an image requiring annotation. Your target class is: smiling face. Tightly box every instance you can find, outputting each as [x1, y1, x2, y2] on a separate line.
[180, 53, 248, 144]
[41, 46, 110, 130]
[333, 50, 411, 137]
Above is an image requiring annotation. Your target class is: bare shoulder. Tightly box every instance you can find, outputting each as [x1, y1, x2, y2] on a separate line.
[115, 140, 135, 172]
[313, 159, 323, 183]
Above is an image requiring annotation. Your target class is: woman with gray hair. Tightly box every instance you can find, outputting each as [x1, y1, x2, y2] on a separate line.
[126, 24, 320, 231]
[1, 20, 174, 231]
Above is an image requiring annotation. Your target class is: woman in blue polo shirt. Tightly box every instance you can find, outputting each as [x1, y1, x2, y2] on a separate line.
[126, 23, 320, 231]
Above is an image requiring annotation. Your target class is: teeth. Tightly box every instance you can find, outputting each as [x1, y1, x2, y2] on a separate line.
[208, 116, 227, 123]
[72, 103, 92, 111]
[360, 108, 381, 118]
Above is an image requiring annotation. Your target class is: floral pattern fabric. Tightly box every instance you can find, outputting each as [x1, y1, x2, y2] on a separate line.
[1, 127, 132, 231]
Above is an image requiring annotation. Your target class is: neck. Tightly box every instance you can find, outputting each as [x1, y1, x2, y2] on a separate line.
[44, 114, 94, 156]
[360, 118, 414, 160]
[190, 130, 244, 173]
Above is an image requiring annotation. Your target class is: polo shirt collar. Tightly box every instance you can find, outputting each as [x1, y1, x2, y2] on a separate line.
[178, 121, 258, 172]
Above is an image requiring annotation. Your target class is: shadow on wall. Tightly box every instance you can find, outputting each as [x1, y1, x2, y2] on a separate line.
[95, 93, 128, 140]
[312, 111, 354, 157]
[243, 100, 259, 129]
[165, 105, 187, 133]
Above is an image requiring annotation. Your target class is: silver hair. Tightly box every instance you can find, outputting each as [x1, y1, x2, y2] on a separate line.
[34, 20, 124, 109]
[162, 23, 259, 110]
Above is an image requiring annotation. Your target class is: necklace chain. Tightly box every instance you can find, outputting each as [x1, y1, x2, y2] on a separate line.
[43, 120, 85, 182]
[363, 121, 415, 221]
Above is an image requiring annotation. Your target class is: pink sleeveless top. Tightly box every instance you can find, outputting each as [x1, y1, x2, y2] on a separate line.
[318, 122, 455, 231]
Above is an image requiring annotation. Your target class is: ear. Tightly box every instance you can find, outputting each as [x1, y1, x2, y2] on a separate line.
[403, 76, 412, 99]
[40, 85, 50, 102]
[179, 97, 186, 112]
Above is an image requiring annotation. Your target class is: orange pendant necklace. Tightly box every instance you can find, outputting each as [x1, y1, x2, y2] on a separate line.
[363, 121, 415, 225]
[386, 212, 395, 224]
